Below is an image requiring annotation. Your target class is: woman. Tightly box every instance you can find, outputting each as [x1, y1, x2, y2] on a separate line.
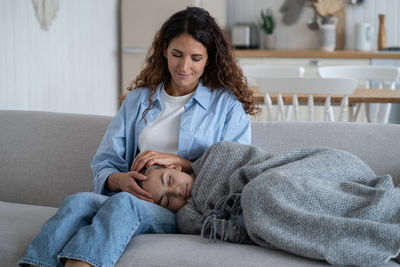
[19, 6, 258, 267]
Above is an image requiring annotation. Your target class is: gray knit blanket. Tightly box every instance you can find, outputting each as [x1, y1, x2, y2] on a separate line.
[176, 141, 400, 266]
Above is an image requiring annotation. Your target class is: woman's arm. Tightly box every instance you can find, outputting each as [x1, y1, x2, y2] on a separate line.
[221, 99, 251, 145]
[91, 103, 129, 195]
[106, 171, 153, 202]
[90, 92, 153, 201]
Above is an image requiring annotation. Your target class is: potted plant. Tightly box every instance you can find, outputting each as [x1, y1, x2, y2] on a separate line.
[259, 8, 275, 49]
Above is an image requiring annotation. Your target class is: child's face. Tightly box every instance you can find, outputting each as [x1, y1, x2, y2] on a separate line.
[142, 167, 194, 212]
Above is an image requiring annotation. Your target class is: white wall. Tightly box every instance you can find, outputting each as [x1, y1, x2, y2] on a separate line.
[2, 0, 398, 116]
[0, 0, 119, 116]
[227, 0, 400, 50]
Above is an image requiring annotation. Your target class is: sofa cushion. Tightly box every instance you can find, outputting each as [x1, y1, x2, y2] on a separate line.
[117, 234, 332, 267]
[0, 201, 57, 267]
[2, 201, 398, 267]
[2, 201, 322, 267]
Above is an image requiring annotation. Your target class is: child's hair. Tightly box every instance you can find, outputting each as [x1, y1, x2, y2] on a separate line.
[136, 165, 164, 188]
[136, 170, 145, 189]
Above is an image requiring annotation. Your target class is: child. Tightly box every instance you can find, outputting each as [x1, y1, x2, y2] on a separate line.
[139, 164, 194, 213]
[141, 141, 400, 266]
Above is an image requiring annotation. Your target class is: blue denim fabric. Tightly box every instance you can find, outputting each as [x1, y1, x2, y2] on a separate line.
[19, 192, 177, 267]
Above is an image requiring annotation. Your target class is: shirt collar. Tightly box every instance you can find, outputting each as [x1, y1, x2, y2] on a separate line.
[191, 80, 212, 110]
[150, 80, 212, 110]
[149, 82, 165, 104]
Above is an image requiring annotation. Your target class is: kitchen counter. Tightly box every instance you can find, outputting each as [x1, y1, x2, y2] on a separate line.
[234, 50, 400, 59]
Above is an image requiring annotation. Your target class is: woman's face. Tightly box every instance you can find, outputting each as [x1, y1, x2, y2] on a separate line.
[141, 167, 194, 212]
[164, 33, 208, 94]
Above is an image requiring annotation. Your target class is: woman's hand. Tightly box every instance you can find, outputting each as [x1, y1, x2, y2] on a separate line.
[131, 150, 192, 173]
[106, 171, 153, 202]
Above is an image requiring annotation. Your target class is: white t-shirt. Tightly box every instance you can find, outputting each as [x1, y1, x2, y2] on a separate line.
[138, 86, 194, 155]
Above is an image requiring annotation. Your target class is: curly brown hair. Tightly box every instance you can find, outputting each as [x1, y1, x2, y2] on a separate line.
[127, 6, 259, 116]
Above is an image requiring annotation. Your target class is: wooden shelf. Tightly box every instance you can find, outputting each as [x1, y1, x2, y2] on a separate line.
[234, 50, 400, 59]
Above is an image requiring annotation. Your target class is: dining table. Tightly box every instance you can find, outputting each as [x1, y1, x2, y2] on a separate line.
[119, 87, 400, 106]
[252, 87, 400, 104]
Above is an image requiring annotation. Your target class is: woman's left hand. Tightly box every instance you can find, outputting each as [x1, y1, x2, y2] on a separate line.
[131, 150, 192, 173]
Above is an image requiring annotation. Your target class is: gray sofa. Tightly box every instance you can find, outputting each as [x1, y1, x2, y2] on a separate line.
[1, 110, 400, 267]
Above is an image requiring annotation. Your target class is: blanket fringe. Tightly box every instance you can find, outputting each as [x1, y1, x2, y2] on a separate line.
[200, 193, 245, 243]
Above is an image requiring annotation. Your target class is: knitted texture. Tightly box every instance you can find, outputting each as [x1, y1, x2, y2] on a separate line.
[177, 141, 400, 265]
[177, 141, 272, 240]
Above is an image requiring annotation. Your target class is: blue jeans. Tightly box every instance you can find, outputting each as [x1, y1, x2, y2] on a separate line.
[18, 192, 177, 267]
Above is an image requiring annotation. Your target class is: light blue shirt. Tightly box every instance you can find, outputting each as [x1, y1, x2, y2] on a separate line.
[91, 81, 251, 195]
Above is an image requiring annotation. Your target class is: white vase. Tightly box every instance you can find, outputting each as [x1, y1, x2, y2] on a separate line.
[263, 34, 276, 50]
[318, 17, 338, 52]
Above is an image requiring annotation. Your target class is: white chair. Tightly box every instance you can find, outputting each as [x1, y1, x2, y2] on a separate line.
[241, 65, 305, 121]
[241, 64, 305, 79]
[318, 65, 400, 123]
[254, 77, 357, 121]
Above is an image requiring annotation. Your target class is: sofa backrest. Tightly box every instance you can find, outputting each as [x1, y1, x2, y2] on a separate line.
[1, 111, 399, 207]
[0, 111, 111, 207]
[252, 121, 400, 186]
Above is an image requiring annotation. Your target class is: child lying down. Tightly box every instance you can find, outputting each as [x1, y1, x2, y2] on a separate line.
[140, 141, 400, 266]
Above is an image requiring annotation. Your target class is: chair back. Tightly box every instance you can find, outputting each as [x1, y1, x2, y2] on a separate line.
[318, 65, 400, 123]
[241, 65, 304, 87]
[242, 65, 305, 78]
[241, 65, 305, 121]
[254, 77, 357, 121]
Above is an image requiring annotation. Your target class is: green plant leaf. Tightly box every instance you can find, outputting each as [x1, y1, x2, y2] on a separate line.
[259, 8, 275, 35]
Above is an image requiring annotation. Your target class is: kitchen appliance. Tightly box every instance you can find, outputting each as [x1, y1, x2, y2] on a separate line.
[356, 23, 373, 51]
[231, 23, 259, 49]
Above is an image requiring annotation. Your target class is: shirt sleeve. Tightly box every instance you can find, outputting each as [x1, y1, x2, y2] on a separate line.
[91, 99, 130, 195]
[220, 99, 251, 145]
